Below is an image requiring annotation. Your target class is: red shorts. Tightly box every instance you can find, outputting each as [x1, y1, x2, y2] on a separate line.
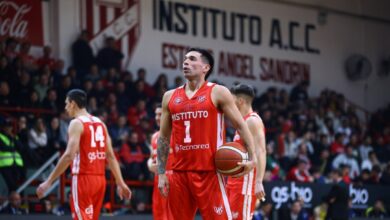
[167, 171, 232, 220]
[226, 187, 257, 220]
[152, 171, 172, 220]
[70, 175, 106, 220]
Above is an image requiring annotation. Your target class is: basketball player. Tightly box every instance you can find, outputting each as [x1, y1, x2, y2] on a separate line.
[36, 89, 131, 220]
[147, 104, 172, 220]
[226, 84, 266, 220]
[157, 48, 257, 220]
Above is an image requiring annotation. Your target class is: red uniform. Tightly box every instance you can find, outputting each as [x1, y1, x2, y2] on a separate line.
[151, 131, 172, 220]
[70, 115, 107, 220]
[167, 82, 232, 220]
[226, 112, 261, 220]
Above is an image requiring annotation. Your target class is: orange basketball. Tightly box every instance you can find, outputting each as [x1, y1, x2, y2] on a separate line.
[215, 142, 249, 176]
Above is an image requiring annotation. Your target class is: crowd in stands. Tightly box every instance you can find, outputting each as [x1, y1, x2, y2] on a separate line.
[0, 31, 390, 218]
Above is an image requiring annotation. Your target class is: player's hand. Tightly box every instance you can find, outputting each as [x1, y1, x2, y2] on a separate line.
[147, 158, 157, 173]
[117, 183, 132, 200]
[158, 174, 169, 197]
[36, 180, 51, 199]
[255, 180, 266, 202]
[231, 160, 256, 178]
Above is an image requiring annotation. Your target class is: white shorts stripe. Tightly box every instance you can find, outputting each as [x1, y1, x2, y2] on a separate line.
[242, 194, 248, 220]
[72, 176, 82, 220]
[217, 173, 232, 220]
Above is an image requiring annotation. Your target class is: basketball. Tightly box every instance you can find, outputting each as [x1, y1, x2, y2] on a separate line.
[215, 142, 249, 176]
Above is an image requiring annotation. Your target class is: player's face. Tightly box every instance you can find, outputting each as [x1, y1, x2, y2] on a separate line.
[65, 98, 75, 117]
[155, 107, 162, 127]
[182, 51, 208, 80]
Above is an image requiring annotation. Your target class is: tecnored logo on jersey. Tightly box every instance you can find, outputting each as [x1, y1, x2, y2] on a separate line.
[175, 144, 210, 152]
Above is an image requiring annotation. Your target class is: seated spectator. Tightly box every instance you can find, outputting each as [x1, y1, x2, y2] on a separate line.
[365, 199, 388, 218]
[119, 133, 149, 180]
[37, 46, 57, 70]
[332, 145, 360, 179]
[330, 133, 345, 155]
[0, 191, 27, 214]
[361, 151, 380, 171]
[253, 201, 273, 220]
[127, 100, 148, 127]
[4, 37, 18, 62]
[380, 162, 390, 185]
[47, 117, 67, 152]
[41, 88, 59, 114]
[28, 117, 48, 165]
[109, 115, 131, 147]
[287, 159, 313, 183]
[18, 41, 37, 72]
[266, 142, 284, 180]
[0, 81, 12, 106]
[279, 200, 309, 220]
[358, 136, 374, 161]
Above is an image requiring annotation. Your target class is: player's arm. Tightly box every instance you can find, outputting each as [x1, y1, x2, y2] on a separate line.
[157, 90, 173, 197]
[247, 116, 266, 200]
[37, 119, 81, 198]
[104, 124, 132, 200]
[212, 85, 257, 162]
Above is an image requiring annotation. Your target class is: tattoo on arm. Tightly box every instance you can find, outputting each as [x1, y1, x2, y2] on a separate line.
[157, 136, 170, 174]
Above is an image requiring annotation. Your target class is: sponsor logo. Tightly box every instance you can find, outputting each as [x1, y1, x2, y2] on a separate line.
[88, 150, 106, 163]
[85, 204, 93, 219]
[214, 206, 223, 215]
[197, 95, 206, 103]
[271, 182, 313, 209]
[175, 144, 210, 152]
[171, 110, 209, 121]
[350, 185, 369, 208]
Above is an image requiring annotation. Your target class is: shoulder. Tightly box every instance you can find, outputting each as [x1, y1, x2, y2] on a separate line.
[68, 119, 84, 133]
[211, 84, 232, 101]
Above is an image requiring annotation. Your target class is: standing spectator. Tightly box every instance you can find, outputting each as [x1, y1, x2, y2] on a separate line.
[0, 191, 27, 214]
[96, 36, 123, 71]
[325, 169, 349, 220]
[0, 118, 25, 192]
[71, 30, 95, 74]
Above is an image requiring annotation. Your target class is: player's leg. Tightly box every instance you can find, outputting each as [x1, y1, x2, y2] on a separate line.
[92, 176, 106, 220]
[167, 171, 197, 220]
[226, 187, 244, 220]
[70, 175, 93, 220]
[192, 172, 232, 220]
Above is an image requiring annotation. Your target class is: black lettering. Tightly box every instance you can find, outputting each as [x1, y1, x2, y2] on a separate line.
[174, 3, 187, 34]
[289, 21, 303, 51]
[236, 13, 247, 43]
[305, 24, 320, 54]
[209, 8, 221, 39]
[153, 0, 157, 29]
[202, 8, 208, 37]
[188, 5, 201, 36]
[259, 57, 270, 81]
[159, 1, 172, 31]
[269, 19, 282, 49]
[222, 12, 235, 41]
[249, 16, 261, 45]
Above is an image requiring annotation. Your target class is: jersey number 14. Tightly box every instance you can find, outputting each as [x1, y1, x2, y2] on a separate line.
[89, 125, 105, 147]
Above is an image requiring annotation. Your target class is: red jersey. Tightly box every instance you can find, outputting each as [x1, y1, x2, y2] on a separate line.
[227, 112, 262, 195]
[151, 131, 173, 170]
[168, 82, 224, 171]
[71, 115, 107, 175]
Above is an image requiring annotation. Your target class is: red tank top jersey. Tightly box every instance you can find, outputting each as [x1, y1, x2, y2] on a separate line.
[227, 112, 262, 195]
[168, 82, 224, 171]
[151, 131, 173, 170]
[71, 115, 107, 175]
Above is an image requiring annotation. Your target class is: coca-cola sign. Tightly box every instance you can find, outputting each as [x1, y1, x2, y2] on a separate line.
[0, 0, 43, 45]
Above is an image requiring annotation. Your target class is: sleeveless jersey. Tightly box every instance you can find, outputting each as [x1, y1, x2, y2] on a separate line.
[227, 112, 262, 195]
[71, 115, 107, 175]
[168, 82, 224, 171]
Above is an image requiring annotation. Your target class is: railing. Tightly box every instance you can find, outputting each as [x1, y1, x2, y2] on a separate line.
[0, 152, 61, 210]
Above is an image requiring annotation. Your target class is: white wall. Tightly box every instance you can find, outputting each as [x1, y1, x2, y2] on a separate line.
[53, 0, 390, 112]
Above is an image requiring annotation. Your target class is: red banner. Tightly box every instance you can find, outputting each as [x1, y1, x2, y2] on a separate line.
[0, 0, 44, 45]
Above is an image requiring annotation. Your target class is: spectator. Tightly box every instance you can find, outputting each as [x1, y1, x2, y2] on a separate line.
[109, 115, 131, 147]
[365, 199, 388, 218]
[14, 71, 33, 107]
[253, 202, 273, 220]
[332, 145, 360, 179]
[42, 88, 59, 114]
[330, 133, 345, 155]
[18, 41, 37, 72]
[287, 159, 313, 183]
[279, 200, 309, 220]
[96, 36, 123, 71]
[289, 81, 309, 105]
[28, 117, 48, 165]
[325, 169, 349, 220]
[83, 64, 101, 83]
[47, 117, 66, 152]
[358, 136, 374, 161]
[71, 30, 95, 73]
[0, 118, 25, 192]
[4, 37, 18, 62]
[361, 151, 380, 171]
[115, 81, 131, 114]
[380, 162, 390, 185]
[0, 81, 12, 106]
[37, 46, 57, 70]
[0, 191, 27, 214]
[313, 198, 328, 220]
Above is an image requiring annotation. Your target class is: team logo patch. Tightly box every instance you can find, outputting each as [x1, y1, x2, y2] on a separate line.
[232, 211, 239, 219]
[175, 145, 180, 152]
[85, 204, 93, 219]
[197, 95, 206, 103]
[214, 206, 223, 215]
[174, 97, 182, 104]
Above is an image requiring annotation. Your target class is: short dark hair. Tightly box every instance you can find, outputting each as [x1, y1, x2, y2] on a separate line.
[187, 48, 214, 80]
[67, 89, 87, 108]
[230, 84, 255, 99]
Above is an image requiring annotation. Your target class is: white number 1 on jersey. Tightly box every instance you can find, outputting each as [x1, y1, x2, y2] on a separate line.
[89, 125, 105, 147]
[184, 120, 192, 143]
